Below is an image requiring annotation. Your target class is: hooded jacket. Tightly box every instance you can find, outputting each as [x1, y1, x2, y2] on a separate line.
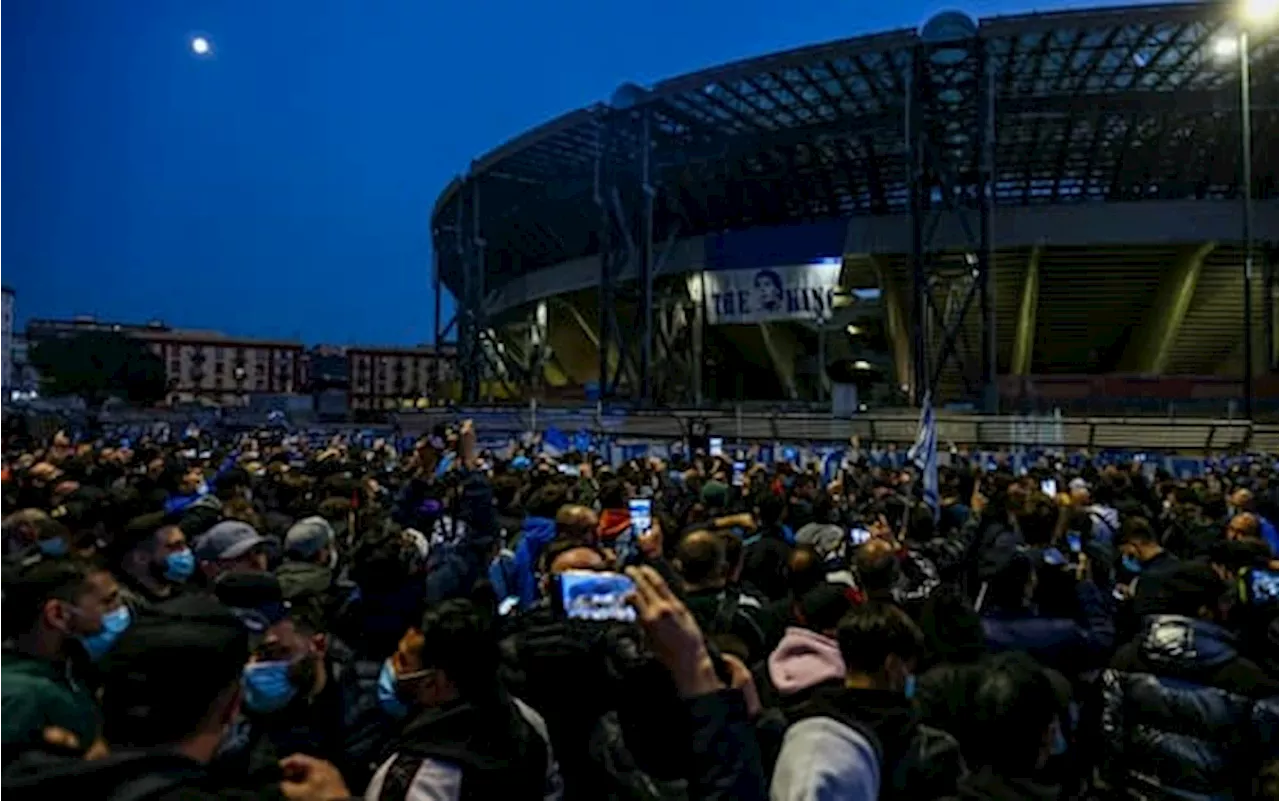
[768, 627, 846, 698]
[274, 560, 333, 600]
[771, 685, 966, 801]
[365, 693, 561, 801]
[1099, 614, 1279, 801]
[513, 517, 559, 609]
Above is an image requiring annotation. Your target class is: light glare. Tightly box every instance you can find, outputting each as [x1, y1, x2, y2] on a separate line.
[191, 36, 211, 56]
[1213, 36, 1239, 59]
[1243, 0, 1279, 21]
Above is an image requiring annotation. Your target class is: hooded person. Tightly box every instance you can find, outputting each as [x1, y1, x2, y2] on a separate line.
[510, 482, 570, 609]
[275, 516, 338, 615]
[1099, 561, 1278, 800]
[770, 602, 966, 801]
[767, 584, 855, 700]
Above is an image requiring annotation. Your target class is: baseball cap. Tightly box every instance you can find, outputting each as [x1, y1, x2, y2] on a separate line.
[213, 570, 291, 638]
[701, 480, 729, 508]
[193, 521, 266, 562]
[284, 516, 334, 559]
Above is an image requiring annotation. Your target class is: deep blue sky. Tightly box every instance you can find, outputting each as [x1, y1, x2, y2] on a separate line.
[4, 0, 1140, 346]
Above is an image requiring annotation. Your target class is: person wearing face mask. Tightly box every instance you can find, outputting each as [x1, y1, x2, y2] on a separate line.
[213, 571, 387, 790]
[369, 598, 563, 801]
[1, 558, 130, 760]
[116, 516, 196, 610]
[1116, 517, 1178, 619]
[2, 509, 64, 561]
[1, 593, 353, 801]
[771, 602, 966, 801]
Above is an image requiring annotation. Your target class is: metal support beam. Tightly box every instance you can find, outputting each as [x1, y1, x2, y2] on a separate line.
[868, 256, 912, 392]
[1119, 241, 1215, 374]
[594, 102, 660, 405]
[1010, 245, 1042, 376]
[454, 179, 484, 405]
[906, 20, 997, 411]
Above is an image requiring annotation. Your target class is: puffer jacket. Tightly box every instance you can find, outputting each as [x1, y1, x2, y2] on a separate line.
[1099, 614, 1279, 801]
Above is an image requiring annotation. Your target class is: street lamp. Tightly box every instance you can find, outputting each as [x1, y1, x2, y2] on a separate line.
[1213, 0, 1277, 420]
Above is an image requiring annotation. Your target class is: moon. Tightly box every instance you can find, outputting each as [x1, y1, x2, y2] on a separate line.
[191, 36, 211, 56]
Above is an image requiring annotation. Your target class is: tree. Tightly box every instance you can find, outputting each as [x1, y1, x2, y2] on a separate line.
[30, 331, 168, 408]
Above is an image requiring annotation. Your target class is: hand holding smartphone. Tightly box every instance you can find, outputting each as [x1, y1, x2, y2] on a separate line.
[559, 570, 637, 622]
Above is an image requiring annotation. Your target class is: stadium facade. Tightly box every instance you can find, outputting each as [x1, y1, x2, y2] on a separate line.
[430, 2, 1279, 415]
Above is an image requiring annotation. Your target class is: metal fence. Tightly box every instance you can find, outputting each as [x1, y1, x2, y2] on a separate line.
[393, 407, 1280, 456]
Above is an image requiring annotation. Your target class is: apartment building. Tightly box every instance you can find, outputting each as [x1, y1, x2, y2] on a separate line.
[347, 344, 457, 411]
[26, 316, 304, 407]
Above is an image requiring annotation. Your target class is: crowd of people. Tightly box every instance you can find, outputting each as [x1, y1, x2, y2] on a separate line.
[0, 421, 1276, 800]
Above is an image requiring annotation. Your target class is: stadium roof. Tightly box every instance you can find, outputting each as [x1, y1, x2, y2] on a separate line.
[431, 2, 1279, 293]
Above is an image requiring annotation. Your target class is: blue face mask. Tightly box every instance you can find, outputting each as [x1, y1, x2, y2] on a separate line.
[164, 548, 196, 582]
[1122, 554, 1142, 573]
[39, 538, 69, 557]
[904, 674, 917, 700]
[242, 660, 298, 714]
[79, 606, 132, 661]
[1049, 717, 1068, 756]
[377, 658, 409, 719]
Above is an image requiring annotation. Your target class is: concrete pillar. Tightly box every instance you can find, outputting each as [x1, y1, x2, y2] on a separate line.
[1010, 245, 1042, 376]
[868, 255, 912, 392]
[1120, 242, 1216, 374]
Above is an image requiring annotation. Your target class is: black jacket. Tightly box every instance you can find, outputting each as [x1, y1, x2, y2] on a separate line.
[781, 685, 967, 800]
[1099, 614, 1279, 801]
[498, 606, 687, 801]
[370, 693, 555, 801]
[213, 643, 388, 789]
[2, 749, 282, 801]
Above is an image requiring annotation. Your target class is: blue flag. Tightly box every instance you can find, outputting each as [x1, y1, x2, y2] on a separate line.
[542, 426, 570, 457]
[907, 392, 939, 520]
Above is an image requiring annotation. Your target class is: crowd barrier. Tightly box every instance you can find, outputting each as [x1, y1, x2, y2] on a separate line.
[9, 406, 1276, 458]
[393, 407, 1280, 456]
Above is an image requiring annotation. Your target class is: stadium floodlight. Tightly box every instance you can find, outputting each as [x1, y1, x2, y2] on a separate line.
[1242, 0, 1278, 22]
[853, 360, 872, 370]
[1213, 36, 1240, 59]
[846, 324, 864, 336]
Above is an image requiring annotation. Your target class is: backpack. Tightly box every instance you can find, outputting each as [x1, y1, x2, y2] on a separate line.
[838, 719, 969, 801]
[709, 591, 767, 658]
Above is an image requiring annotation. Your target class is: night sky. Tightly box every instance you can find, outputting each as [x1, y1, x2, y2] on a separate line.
[4, 0, 1140, 346]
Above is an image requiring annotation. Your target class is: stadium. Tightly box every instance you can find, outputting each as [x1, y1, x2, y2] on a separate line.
[430, 1, 1279, 418]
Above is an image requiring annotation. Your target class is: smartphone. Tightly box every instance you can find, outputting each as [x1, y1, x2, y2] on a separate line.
[1041, 478, 1058, 497]
[1248, 569, 1279, 604]
[1065, 532, 1082, 554]
[628, 498, 652, 535]
[731, 461, 746, 487]
[1043, 547, 1068, 567]
[850, 527, 871, 546]
[557, 463, 580, 477]
[709, 437, 724, 457]
[559, 570, 637, 622]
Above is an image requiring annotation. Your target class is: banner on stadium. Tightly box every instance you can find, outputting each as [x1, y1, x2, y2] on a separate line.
[703, 263, 841, 325]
